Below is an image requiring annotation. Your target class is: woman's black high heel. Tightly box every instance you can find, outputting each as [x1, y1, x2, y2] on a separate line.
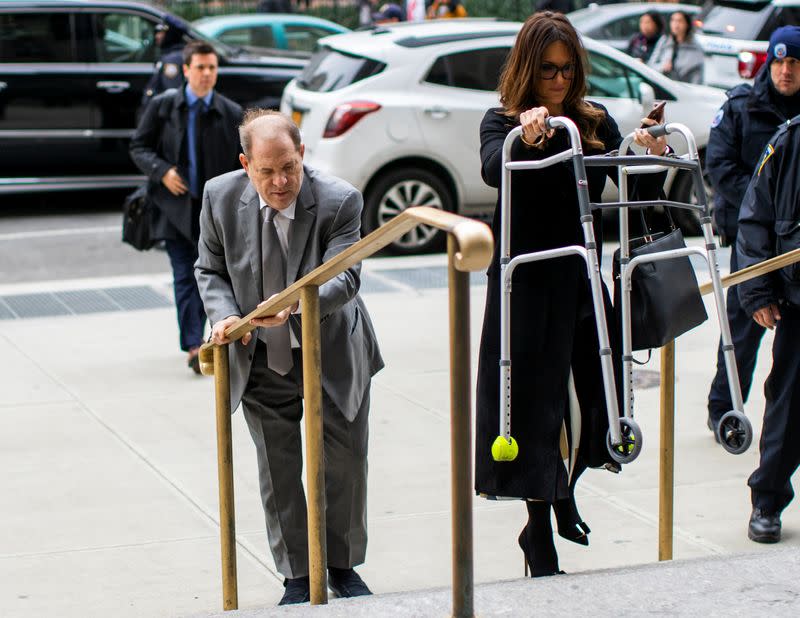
[519, 501, 563, 577]
[553, 495, 590, 546]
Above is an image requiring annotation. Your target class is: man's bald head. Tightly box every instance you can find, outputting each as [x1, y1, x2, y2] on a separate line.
[239, 109, 302, 158]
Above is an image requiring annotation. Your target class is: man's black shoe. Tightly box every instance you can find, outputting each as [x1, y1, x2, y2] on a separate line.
[328, 567, 372, 598]
[278, 576, 310, 605]
[748, 508, 781, 543]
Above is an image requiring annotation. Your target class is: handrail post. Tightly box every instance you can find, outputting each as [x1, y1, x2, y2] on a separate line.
[658, 340, 675, 561]
[301, 285, 328, 605]
[213, 344, 238, 609]
[448, 236, 474, 618]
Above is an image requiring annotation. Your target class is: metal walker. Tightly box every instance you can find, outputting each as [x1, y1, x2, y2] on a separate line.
[491, 117, 753, 465]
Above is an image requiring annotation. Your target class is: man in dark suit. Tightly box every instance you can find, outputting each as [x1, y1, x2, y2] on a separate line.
[195, 110, 383, 605]
[131, 41, 243, 373]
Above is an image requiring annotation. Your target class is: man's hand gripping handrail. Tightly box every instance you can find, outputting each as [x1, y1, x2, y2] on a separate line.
[198, 205, 493, 374]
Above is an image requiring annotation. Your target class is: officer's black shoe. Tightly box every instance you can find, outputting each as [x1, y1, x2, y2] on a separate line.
[328, 567, 372, 598]
[278, 576, 310, 605]
[748, 508, 781, 544]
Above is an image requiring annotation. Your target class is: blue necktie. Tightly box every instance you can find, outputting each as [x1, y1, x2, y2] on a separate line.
[187, 99, 204, 198]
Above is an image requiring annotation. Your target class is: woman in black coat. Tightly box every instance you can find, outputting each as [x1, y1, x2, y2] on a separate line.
[475, 11, 667, 576]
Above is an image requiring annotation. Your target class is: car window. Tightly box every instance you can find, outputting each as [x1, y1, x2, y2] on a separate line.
[699, 4, 772, 40]
[587, 51, 673, 102]
[424, 47, 509, 91]
[285, 25, 336, 53]
[218, 26, 276, 49]
[296, 47, 385, 92]
[587, 51, 635, 98]
[94, 13, 156, 63]
[762, 6, 800, 37]
[600, 15, 643, 40]
[0, 13, 73, 62]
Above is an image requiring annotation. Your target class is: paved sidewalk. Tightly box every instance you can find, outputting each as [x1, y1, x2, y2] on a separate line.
[0, 249, 798, 617]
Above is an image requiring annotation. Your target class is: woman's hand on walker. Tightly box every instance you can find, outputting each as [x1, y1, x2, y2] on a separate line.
[520, 107, 554, 146]
[634, 117, 668, 155]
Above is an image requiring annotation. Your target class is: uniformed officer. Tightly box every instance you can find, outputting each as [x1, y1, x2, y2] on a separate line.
[705, 26, 800, 438]
[140, 15, 190, 111]
[737, 39, 800, 542]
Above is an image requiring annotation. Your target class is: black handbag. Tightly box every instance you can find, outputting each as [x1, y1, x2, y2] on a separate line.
[612, 210, 707, 351]
[122, 184, 156, 251]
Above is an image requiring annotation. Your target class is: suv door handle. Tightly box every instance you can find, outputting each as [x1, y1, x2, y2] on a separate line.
[96, 81, 130, 93]
[424, 106, 450, 119]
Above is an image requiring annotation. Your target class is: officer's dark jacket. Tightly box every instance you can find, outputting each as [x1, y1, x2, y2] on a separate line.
[707, 68, 790, 242]
[736, 115, 800, 315]
[129, 87, 243, 243]
[141, 44, 185, 108]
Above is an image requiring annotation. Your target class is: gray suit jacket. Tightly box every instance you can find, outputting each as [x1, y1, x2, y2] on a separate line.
[195, 165, 384, 419]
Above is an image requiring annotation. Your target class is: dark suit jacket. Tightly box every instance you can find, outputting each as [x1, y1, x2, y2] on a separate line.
[129, 87, 243, 242]
[195, 166, 384, 418]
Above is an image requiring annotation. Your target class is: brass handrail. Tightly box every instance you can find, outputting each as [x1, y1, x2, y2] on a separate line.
[658, 248, 800, 562]
[199, 206, 493, 616]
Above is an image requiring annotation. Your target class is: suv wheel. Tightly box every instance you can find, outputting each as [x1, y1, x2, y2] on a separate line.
[363, 167, 454, 255]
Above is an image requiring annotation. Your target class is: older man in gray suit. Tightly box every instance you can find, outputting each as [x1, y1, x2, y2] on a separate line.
[195, 109, 383, 606]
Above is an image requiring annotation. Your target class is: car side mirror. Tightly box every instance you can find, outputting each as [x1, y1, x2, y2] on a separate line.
[639, 82, 655, 116]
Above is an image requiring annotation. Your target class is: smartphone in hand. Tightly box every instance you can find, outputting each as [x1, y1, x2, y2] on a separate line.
[640, 100, 666, 128]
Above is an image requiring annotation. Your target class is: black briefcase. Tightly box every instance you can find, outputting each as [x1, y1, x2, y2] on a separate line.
[122, 184, 156, 251]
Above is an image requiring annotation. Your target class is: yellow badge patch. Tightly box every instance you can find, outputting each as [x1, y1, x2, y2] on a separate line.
[163, 63, 179, 79]
[757, 144, 774, 176]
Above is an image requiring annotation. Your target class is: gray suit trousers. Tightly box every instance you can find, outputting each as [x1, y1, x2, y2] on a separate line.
[241, 341, 369, 579]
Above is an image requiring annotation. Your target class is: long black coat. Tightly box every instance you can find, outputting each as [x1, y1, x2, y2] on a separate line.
[475, 105, 647, 501]
[130, 87, 243, 243]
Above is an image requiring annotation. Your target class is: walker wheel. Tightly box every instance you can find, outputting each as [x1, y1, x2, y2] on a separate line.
[717, 410, 752, 455]
[606, 418, 643, 464]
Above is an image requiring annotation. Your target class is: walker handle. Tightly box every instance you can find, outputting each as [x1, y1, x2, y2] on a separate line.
[645, 124, 669, 138]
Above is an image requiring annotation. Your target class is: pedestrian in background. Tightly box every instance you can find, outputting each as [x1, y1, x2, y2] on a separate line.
[427, 0, 467, 19]
[257, 0, 293, 13]
[534, 0, 574, 14]
[626, 11, 664, 63]
[195, 110, 383, 605]
[704, 26, 800, 438]
[140, 15, 190, 113]
[475, 12, 667, 577]
[735, 30, 800, 543]
[130, 41, 243, 373]
[648, 11, 704, 83]
[373, 3, 405, 23]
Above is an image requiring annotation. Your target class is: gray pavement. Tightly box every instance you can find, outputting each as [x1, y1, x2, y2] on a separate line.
[1, 246, 798, 617]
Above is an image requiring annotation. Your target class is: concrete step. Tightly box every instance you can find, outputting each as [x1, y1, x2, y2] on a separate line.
[193, 547, 800, 617]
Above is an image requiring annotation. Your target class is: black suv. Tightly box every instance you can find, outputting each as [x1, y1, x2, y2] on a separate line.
[0, 1, 306, 193]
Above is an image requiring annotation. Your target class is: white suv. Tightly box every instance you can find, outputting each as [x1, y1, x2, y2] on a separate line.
[282, 19, 725, 254]
[696, 0, 800, 89]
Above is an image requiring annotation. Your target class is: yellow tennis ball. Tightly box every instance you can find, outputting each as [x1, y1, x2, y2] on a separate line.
[491, 436, 519, 461]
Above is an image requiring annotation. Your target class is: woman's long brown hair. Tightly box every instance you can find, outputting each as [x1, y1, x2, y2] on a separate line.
[499, 12, 605, 149]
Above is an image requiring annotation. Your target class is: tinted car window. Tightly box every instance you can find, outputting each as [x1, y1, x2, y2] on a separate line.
[95, 12, 156, 63]
[0, 13, 73, 62]
[587, 51, 634, 98]
[600, 15, 642, 40]
[699, 4, 772, 40]
[285, 25, 335, 53]
[219, 26, 276, 49]
[424, 47, 508, 91]
[296, 47, 385, 92]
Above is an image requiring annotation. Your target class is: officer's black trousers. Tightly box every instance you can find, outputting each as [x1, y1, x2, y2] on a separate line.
[708, 247, 767, 420]
[748, 304, 800, 513]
